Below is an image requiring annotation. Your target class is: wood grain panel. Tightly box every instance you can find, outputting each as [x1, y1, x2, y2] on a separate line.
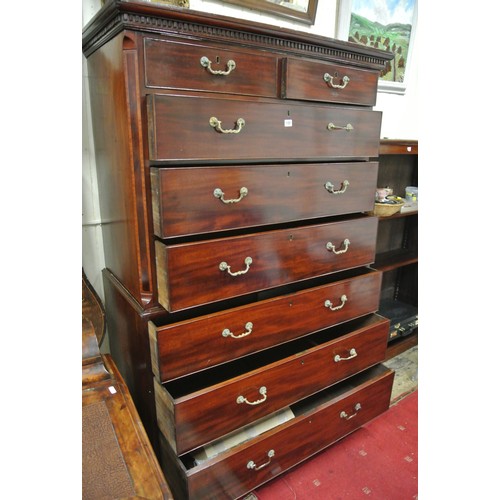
[282, 57, 379, 106]
[147, 94, 382, 163]
[159, 365, 394, 499]
[156, 216, 378, 312]
[150, 269, 382, 381]
[155, 314, 389, 454]
[151, 162, 378, 238]
[144, 38, 278, 97]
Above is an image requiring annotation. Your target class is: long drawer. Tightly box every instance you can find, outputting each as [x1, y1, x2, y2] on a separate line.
[159, 364, 394, 500]
[147, 94, 382, 162]
[281, 57, 379, 106]
[149, 268, 382, 382]
[151, 162, 378, 238]
[154, 314, 389, 455]
[155, 216, 378, 312]
[144, 38, 279, 98]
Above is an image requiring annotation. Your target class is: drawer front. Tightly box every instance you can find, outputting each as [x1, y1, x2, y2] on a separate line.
[185, 366, 394, 499]
[144, 38, 278, 98]
[150, 270, 382, 382]
[156, 315, 389, 454]
[151, 162, 378, 238]
[147, 94, 382, 162]
[282, 57, 379, 106]
[156, 217, 378, 312]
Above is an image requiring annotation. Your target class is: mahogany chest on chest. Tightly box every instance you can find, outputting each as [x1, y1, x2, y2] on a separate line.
[83, 2, 394, 497]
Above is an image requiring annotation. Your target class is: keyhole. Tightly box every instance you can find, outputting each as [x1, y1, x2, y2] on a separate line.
[216, 56, 220, 64]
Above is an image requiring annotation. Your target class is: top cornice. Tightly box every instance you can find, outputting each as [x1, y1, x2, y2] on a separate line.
[82, 0, 393, 69]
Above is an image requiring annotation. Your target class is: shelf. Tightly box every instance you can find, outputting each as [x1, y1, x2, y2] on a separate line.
[374, 249, 418, 272]
[378, 298, 417, 323]
[379, 139, 418, 155]
[385, 331, 418, 360]
[377, 210, 417, 220]
[378, 298, 418, 348]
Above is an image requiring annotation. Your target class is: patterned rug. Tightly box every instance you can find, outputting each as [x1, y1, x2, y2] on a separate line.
[252, 390, 418, 499]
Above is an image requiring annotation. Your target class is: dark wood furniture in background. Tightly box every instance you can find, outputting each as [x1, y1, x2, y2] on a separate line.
[373, 140, 418, 358]
[82, 273, 172, 499]
[83, 2, 395, 498]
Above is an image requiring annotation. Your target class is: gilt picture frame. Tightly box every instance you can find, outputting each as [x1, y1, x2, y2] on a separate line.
[218, 0, 318, 25]
[336, 0, 417, 94]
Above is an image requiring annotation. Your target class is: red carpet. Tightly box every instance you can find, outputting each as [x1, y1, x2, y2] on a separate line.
[253, 390, 418, 500]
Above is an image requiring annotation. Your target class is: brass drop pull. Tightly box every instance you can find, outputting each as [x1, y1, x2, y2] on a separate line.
[325, 180, 349, 194]
[334, 347, 357, 362]
[340, 403, 362, 420]
[247, 450, 275, 471]
[210, 116, 245, 134]
[325, 294, 348, 312]
[213, 186, 248, 204]
[237, 386, 267, 406]
[324, 73, 350, 89]
[219, 257, 253, 276]
[327, 122, 353, 132]
[326, 239, 350, 254]
[200, 56, 236, 76]
[222, 322, 253, 339]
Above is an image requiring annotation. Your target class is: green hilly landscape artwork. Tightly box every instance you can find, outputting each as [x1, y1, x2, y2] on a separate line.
[348, 0, 415, 83]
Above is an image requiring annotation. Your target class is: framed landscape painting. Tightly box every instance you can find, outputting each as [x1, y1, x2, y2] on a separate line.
[336, 0, 417, 94]
[219, 0, 318, 25]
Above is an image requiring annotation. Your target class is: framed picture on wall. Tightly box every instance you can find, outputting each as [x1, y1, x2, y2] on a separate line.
[218, 0, 318, 25]
[336, 0, 417, 94]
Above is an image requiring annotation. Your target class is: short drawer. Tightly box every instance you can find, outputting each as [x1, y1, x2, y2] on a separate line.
[147, 94, 382, 162]
[149, 268, 382, 382]
[159, 364, 394, 500]
[155, 216, 378, 312]
[154, 314, 389, 455]
[281, 57, 379, 106]
[151, 162, 379, 238]
[144, 38, 278, 98]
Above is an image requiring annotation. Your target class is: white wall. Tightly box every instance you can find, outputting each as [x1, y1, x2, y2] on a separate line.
[82, 0, 106, 300]
[82, 0, 418, 311]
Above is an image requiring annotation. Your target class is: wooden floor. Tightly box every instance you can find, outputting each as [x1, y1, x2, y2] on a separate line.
[383, 343, 418, 403]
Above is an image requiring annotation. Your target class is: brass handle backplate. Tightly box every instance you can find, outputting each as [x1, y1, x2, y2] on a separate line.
[334, 347, 357, 362]
[219, 257, 253, 276]
[210, 116, 245, 134]
[325, 180, 349, 194]
[324, 73, 350, 89]
[326, 239, 350, 255]
[247, 449, 275, 471]
[327, 122, 353, 132]
[340, 403, 362, 420]
[325, 294, 348, 312]
[222, 322, 253, 339]
[214, 187, 248, 204]
[200, 56, 236, 76]
[237, 386, 267, 406]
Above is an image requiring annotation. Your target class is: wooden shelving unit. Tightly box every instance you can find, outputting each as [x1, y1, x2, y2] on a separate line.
[372, 139, 418, 348]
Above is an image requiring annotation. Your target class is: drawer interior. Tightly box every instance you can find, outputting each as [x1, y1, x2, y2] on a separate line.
[163, 314, 386, 398]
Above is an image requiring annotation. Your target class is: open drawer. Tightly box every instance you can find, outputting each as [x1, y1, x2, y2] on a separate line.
[159, 364, 394, 500]
[149, 268, 383, 382]
[154, 314, 389, 455]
